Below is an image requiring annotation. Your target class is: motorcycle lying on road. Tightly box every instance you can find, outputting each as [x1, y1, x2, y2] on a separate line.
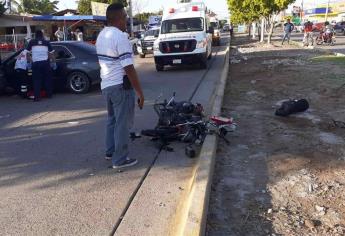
[141, 93, 236, 158]
[315, 31, 336, 46]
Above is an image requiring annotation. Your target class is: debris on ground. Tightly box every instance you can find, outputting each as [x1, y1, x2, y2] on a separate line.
[207, 36, 345, 236]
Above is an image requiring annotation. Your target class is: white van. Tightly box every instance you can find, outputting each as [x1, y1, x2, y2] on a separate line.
[153, 0, 213, 71]
[137, 26, 160, 58]
[210, 17, 221, 46]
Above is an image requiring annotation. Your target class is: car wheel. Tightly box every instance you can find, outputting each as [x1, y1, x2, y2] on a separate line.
[67, 71, 90, 94]
[155, 64, 164, 71]
[139, 54, 145, 58]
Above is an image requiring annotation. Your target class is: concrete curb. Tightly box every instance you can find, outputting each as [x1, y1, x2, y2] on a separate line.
[173, 46, 230, 236]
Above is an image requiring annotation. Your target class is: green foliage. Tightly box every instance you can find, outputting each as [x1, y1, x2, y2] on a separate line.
[228, 0, 295, 24]
[134, 12, 156, 23]
[0, 1, 6, 16]
[14, 0, 58, 14]
[78, 0, 128, 15]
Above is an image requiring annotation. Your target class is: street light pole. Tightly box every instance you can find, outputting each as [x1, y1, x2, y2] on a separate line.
[128, 0, 134, 37]
[325, 0, 330, 22]
[300, 0, 304, 23]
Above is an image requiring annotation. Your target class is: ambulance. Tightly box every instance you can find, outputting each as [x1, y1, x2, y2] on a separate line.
[153, 0, 213, 71]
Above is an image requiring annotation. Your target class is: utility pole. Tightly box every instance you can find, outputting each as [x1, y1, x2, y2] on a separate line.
[300, 0, 304, 23]
[325, 0, 330, 22]
[128, 0, 134, 37]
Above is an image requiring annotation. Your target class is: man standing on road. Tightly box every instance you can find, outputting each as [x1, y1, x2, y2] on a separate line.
[96, 3, 145, 169]
[303, 21, 313, 46]
[282, 19, 294, 45]
[27, 30, 55, 101]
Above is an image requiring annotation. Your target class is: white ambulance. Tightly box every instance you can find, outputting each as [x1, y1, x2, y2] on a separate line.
[153, 0, 213, 71]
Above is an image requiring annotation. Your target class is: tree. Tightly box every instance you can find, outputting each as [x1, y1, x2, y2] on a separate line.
[78, 0, 128, 15]
[228, 0, 295, 43]
[0, 1, 6, 16]
[13, 0, 58, 14]
[134, 12, 156, 24]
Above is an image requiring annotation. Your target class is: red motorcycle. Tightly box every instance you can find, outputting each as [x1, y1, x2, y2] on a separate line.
[316, 31, 336, 46]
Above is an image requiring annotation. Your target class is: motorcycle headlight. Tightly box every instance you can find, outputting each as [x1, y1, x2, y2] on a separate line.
[196, 39, 207, 49]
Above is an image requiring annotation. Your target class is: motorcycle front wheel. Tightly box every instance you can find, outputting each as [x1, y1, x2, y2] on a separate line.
[315, 36, 323, 45]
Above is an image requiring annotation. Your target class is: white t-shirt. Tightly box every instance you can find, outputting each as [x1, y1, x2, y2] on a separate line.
[96, 27, 133, 90]
[76, 32, 83, 41]
[14, 49, 29, 70]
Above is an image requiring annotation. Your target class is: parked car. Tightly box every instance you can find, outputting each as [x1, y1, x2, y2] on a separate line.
[223, 24, 230, 32]
[2, 41, 101, 94]
[294, 24, 304, 33]
[129, 36, 139, 55]
[334, 21, 345, 35]
[0, 61, 6, 94]
[137, 27, 160, 58]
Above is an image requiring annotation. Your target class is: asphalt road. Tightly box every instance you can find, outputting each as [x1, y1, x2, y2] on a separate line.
[0, 34, 230, 235]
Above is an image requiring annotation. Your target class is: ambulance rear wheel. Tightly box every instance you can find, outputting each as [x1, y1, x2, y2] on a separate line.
[155, 64, 164, 71]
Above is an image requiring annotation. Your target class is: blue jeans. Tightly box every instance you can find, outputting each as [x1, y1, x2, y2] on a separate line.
[282, 32, 291, 44]
[102, 85, 135, 165]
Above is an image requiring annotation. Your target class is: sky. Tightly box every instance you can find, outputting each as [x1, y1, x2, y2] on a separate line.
[57, 0, 344, 19]
[57, 0, 229, 19]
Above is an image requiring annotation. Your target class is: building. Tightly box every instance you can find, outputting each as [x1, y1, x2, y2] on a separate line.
[304, 2, 345, 23]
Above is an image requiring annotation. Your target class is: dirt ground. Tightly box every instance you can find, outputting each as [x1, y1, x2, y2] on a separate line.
[207, 36, 345, 236]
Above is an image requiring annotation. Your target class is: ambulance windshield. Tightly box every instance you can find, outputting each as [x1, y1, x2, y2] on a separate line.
[161, 18, 204, 34]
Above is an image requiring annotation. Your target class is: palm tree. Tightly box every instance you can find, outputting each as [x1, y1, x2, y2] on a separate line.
[12, 0, 58, 15]
[0, 2, 6, 16]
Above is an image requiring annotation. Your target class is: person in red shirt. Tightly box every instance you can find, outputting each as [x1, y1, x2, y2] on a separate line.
[303, 21, 314, 46]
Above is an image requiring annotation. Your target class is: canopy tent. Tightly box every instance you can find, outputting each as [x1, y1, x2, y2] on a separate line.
[32, 15, 106, 41]
[32, 15, 106, 21]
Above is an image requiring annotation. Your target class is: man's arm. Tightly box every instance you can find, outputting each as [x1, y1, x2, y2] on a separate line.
[47, 41, 55, 62]
[124, 65, 144, 109]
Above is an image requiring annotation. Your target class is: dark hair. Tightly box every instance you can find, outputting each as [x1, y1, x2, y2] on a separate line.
[106, 3, 124, 23]
[35, 30, 43, 39]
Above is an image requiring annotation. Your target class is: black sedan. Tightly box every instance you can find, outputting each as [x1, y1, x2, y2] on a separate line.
[2, 41, 101, 94]
[0, 61, 5, 94]
[334, 21, 345, 35]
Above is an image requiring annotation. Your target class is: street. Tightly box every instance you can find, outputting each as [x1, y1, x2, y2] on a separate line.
[0, 34, 230, 235]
